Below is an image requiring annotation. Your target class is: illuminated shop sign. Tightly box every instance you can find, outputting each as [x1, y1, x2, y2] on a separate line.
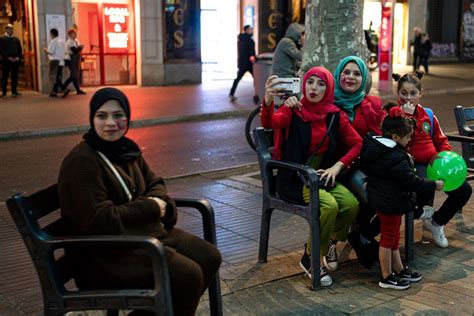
[103, 5, 130, 50]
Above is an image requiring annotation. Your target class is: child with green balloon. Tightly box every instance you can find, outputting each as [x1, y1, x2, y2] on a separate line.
[360, 104, 443, 290]
[393, 71, 472, 248]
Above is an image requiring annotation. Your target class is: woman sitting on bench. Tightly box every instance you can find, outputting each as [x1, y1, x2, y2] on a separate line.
[260, 67, 362, 286]
[57, 87, 221, 316]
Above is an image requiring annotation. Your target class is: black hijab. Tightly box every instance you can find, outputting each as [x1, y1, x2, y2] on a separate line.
[83, 87, 141, 163]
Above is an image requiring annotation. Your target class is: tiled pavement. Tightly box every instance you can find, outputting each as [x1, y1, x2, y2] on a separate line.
[0, 166, 473, 315]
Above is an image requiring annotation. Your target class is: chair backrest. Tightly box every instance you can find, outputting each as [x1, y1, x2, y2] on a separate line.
[6, 184, 74, 305]
[453, 105, 474, 168]
[254, 128, 276, 196]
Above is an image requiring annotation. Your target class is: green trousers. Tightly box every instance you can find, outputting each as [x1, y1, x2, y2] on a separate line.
[303, 183, 359, 255]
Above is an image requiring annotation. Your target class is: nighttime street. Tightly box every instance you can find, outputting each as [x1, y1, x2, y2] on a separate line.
[1, 0, 474, 315]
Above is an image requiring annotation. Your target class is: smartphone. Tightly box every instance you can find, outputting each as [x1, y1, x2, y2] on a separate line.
[273, 77, 301, 95]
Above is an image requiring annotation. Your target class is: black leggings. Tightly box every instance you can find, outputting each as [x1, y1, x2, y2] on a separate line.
[415, 164, 472, 225]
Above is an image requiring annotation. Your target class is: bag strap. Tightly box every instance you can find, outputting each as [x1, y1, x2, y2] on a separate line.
[304, 113, 337, 166]
[97, 151, 132, 202]
[424, 107, 434, 138]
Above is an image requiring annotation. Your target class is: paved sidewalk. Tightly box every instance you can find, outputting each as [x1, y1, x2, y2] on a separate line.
[1, 63, 474, 141]
[0, 166, 473, 315]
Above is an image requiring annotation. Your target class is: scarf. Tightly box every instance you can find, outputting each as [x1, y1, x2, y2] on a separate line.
[83, 87, 141, 163]
[334, 55, 368, 122]
[295, 66, 340, 123]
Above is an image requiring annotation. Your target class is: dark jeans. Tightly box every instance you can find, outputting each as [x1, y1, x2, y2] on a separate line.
[229, 66, 253, 96]
[413, 53, 420, 71]
[64, 55, 81, 92]
[415, 164, 472, 226]
[49, 60, 64, 93]
[419, 55, 430, 73]
[2, 59, 19, 94]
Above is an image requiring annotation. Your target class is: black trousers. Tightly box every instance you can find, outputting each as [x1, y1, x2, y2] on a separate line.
[229, 66, 253, 96]
[413, 53, 420, 71]
[49, 60, 65, 93]
[2, 59, 19, 94]
[419, 55, 430, 73]
[80, 228, 222, 316]
[415, 164, 472, 226]
[64, 55, 81, 92]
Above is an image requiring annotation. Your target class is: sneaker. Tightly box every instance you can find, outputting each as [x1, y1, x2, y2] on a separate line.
[418, 206, 435, 220]
[62, 89, 70, 98]
[299, 246, 332, 286]
[379, 273, 410, 290]
[323, 239, 338, 271]
[396, 267, 422, 282]
[424, 219, 448, 248]
[229, 95, 237, 102]
[76, 90, 87, 95]
[12, 92, 21, 97]
[49, 92, 58, 98]
[299, 247, 312, 278]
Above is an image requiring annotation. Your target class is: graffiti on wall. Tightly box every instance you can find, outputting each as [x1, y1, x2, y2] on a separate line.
[462, 1, 474, 59]
[430, 42, 457, 58]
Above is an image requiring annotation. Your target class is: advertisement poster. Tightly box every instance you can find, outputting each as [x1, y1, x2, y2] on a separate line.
[46, 14, 66, 43]
[378, 0, 394, 89]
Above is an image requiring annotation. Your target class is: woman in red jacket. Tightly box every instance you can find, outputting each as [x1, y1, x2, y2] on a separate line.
[333, 56, 385, 268]
[261, 66, 362, 286]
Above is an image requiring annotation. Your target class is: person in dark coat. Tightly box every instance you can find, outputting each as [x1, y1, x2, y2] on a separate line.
[419, 33, 432, 74]
[0, 24, 22, 97]
[57, 87, 222, 316]
[410, 27, 422, 71]
[360, 103, 443, 290]
[271, 23, 305, 78]
[229, 25, 256, 102]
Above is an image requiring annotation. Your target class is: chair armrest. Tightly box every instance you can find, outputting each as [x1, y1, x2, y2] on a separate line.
[265, 160, 319, 185]
[46, 235, 170, 294]
[446, 133, 474, 144]
[174, 198, 217, 246]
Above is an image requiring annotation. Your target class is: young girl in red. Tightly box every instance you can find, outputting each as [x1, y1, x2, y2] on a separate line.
[360, 104, 443, 289]
[394, 72, 472, 248]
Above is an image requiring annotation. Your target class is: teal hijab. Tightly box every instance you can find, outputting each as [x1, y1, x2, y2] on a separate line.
[334, 56, 368, 122]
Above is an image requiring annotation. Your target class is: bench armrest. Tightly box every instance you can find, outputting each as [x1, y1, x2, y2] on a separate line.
[265, 160, 319, 186]
[446, 133, 474, 144]
[174, 197, 218, 246]
[46, 235, 170, 294]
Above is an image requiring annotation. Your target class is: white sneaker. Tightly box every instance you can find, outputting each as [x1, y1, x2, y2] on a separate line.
[418, 206, 435, 220]
[320, 267, 333, 287]
[423, 219, 448, 248]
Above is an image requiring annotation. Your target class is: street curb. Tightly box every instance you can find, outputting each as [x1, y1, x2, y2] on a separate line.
[0, 109, 253, 142]
[2, 85, 474, 142]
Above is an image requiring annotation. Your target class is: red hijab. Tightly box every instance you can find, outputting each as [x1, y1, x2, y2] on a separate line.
[295, 66, 340, 123]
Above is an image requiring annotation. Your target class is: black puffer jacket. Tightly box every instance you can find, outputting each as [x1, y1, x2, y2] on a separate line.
[360, 135, 436, 215]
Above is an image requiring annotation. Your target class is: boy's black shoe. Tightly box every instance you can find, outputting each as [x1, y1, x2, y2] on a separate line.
[397, 267, 422, 282]
[379, 273, 410, 290]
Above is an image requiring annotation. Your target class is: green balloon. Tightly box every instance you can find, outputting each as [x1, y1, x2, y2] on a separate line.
[427, 151, 467, 192]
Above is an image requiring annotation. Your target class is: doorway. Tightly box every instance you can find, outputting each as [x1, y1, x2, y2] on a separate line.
[72, 0, 136, 86]
[200, 0, 239, 80]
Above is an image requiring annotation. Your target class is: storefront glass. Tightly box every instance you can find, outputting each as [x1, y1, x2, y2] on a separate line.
[72, 0, 136, 86]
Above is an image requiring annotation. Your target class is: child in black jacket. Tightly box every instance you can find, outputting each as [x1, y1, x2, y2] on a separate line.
[360, 103, 443, 290]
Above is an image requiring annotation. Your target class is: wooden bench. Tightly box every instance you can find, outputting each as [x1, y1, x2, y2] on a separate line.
[6, 184, 222, 316]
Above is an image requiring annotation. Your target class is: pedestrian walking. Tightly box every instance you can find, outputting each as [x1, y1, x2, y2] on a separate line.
[44, 28, 69, 98]
[63, 28, 86, 95]
[229, 25, 256, 102]
[0, 24, 22, 97]
[272, 23, 305, 78]
[419, 33, 432, 74]
[410, 27, 422, 71]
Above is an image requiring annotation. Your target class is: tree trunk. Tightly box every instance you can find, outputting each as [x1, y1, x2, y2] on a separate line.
[301, 0, 369, 74]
